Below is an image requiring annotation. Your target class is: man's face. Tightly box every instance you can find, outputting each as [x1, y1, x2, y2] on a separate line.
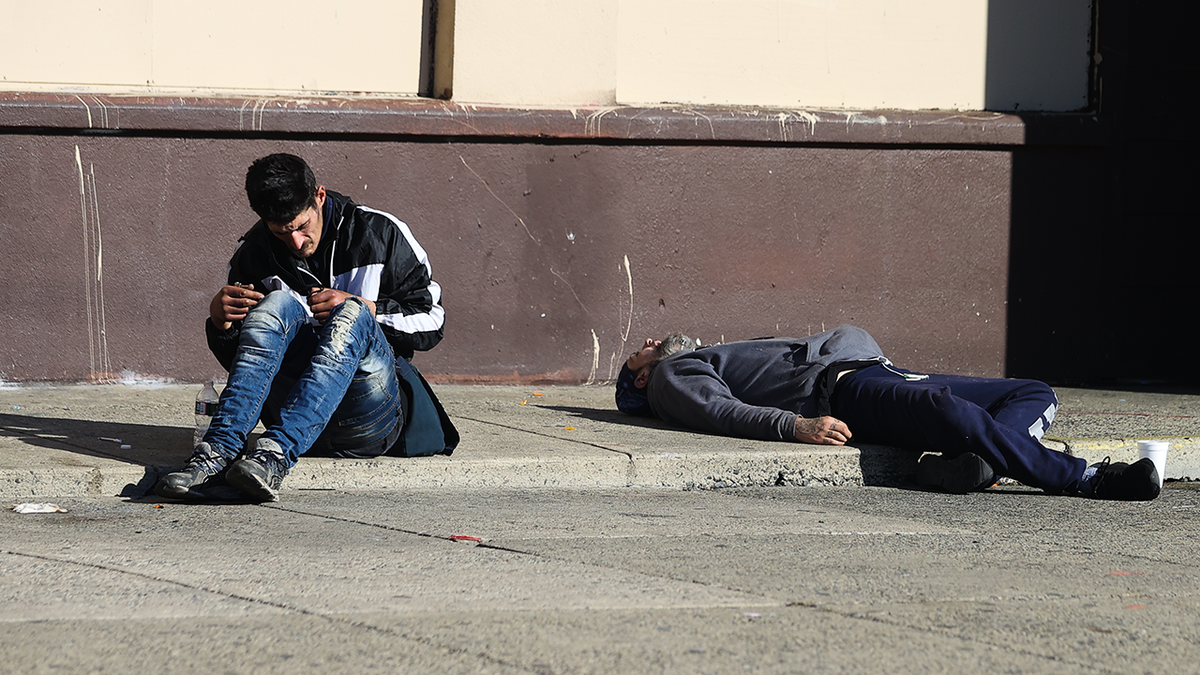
[628, 338, 661, 389]
[267, 186, 326, 258]
[627, 338, 661, 371]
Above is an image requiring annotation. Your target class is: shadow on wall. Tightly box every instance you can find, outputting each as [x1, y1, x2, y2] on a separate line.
[1001, 0, 1200, 390]
[1005, 141, 1200, 392]
[984, 0, 1092, 112]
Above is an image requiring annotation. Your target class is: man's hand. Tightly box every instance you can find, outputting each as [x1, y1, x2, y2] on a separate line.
[308, 288, 376, 323]
[793, 416, 852, 445]
[210, 283, 264, 330]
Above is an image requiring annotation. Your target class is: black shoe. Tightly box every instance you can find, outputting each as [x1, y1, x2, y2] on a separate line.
[154, 442, 229, 501]
[1090, 457, 1161, 501]
[916, 452, 996, 494]
[226, 440, 289, 502]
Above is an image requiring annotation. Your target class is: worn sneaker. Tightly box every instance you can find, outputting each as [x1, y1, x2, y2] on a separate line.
[226, 439, 290, 502]
[1089, 457, 1161, 501]
[154, 442, 229, 501]
[916, 452, 996, 494]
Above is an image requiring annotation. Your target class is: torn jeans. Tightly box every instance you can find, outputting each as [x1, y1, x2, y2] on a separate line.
[203, 291, 402, 468]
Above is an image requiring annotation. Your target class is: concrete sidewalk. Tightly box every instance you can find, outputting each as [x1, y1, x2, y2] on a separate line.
[0, 383, 1197, 501]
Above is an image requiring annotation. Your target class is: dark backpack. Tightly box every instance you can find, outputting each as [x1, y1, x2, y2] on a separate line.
[393, 358, 459, 457]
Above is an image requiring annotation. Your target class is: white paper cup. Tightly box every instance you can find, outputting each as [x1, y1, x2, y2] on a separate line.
[1137, 440, 1168, 487]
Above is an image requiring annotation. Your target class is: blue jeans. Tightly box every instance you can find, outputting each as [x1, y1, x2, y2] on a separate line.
[830, 365, 1086, 493]
[204, 291, 403, 468]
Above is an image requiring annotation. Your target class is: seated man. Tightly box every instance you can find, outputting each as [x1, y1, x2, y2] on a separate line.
[156, 153, 454, 503]
[615, 326, 1160, 500]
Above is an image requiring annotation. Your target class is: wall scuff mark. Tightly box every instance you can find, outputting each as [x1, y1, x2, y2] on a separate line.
[237, 99, 268, 131]
[585, 329, 600, 385]
[74, 96, 93, 128]
[608, 254, 634, 382]
[550, 267, 589, 316]
[75, 146, 113, 383]
[584, 107, 617, 137]
[459, 155, 538, 243]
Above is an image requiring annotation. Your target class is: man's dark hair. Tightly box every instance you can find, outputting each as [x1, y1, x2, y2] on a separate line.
[245, 153, 319, 224]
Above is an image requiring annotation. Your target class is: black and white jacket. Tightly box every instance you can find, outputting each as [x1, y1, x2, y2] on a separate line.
[207, 190, 444, 367]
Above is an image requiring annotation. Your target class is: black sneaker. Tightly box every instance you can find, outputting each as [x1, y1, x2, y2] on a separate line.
[154, 442, 229, 501]
[1090, 457, 1161, 501]
[226, 440, 289, 502]
[916, 452, 996, 494]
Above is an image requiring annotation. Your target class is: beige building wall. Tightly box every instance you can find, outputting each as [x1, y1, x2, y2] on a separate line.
[450, 0, 619, 106]
[0, 0, 424, 96]
[617, 0, 990, 110]
[616, 0, 1090, 111]
[1, 0, 1090, 111]
[440, 0, 1091, 111]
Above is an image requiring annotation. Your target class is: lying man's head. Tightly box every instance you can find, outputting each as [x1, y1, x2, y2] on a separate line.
[615, 333, 698, 416]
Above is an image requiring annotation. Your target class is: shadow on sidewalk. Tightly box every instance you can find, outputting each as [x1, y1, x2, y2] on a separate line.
[856, 445, 922, 488]
[0, 412, 192, 497]
[536, 404, 677, 430]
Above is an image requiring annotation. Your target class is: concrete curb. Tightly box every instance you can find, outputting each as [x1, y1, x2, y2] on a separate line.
[4, 441, 1198, 502]
[2, 465, 154, 502]
[2, 446, 900, 500]
[1050, 437, 1200, 481]
[2, 384, 1197, 500]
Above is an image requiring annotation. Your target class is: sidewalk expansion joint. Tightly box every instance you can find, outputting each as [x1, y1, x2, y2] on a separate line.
[789, 598, 1117, 673]
[1, 546, 534, 673]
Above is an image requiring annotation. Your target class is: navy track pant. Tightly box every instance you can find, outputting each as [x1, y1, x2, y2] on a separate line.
[829, 364, 1086, 493]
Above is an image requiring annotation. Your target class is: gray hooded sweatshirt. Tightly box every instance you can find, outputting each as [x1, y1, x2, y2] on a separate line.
[646, 325, 886, 441]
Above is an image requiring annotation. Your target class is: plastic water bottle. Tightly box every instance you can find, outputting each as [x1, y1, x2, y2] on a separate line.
[193, 380, 219, 446]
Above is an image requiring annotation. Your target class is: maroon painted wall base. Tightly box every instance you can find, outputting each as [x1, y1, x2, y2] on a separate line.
[1, 94, 1191, 387]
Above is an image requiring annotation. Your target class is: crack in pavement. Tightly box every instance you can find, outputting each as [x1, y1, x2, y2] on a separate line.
[1, 538, 537, 673]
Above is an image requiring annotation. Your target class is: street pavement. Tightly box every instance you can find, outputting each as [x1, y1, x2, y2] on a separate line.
[1, 383, 1198, 673]
[4, 486, 1200, 674]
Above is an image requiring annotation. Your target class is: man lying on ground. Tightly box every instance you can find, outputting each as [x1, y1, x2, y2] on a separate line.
[614, 325, 1159, 500]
